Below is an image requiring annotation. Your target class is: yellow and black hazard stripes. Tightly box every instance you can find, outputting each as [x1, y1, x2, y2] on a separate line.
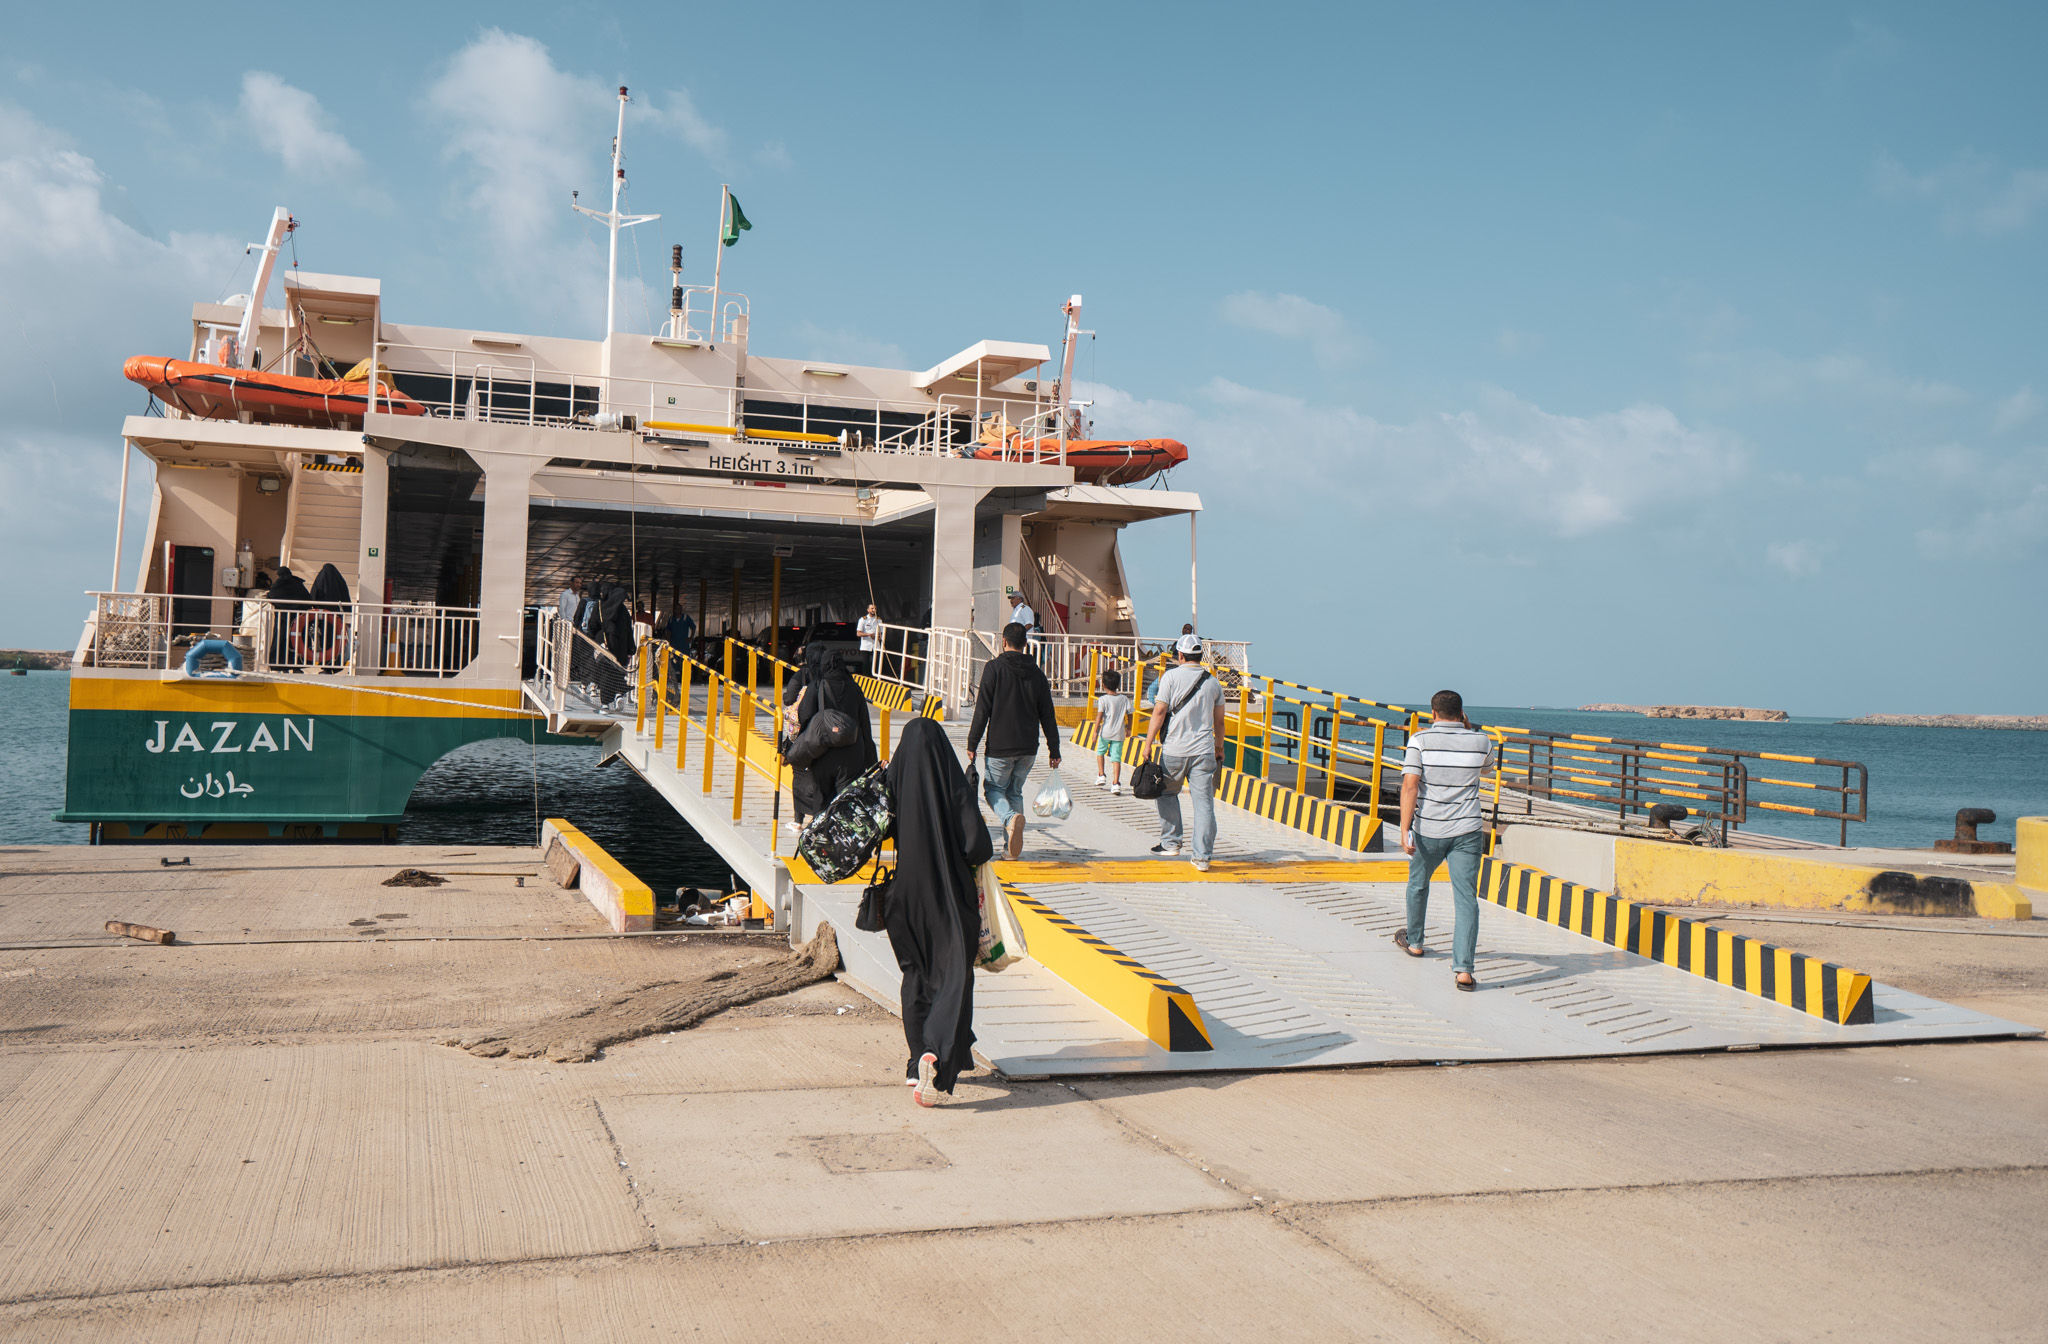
[853, 675, 912, 712]
[1071, 719, 1381, 853]
[1215, 768, 1378, 852]
[852, 674, 945, 720]
[1478, 857, 1875, 1026]
[1000, 883, 1213, 1051]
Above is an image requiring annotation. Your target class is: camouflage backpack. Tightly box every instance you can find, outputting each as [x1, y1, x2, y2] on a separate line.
[796, 762, 894, 883]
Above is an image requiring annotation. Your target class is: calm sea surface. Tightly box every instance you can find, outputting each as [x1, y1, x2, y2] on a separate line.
[5, 675, 2043, 873]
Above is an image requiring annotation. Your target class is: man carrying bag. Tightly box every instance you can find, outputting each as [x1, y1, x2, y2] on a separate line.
[1138, 634, 1226, 872]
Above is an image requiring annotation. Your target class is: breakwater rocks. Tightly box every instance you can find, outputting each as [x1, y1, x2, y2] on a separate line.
[1579, 704, 1790, 722]
[1839, 714, 2048, 731]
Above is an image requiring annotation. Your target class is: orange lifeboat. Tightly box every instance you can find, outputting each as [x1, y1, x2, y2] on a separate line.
[123, 356, 426, 428]
[969, 436, 1187, 486]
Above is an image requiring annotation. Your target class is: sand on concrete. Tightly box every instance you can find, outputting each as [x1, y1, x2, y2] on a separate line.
[0, 843, 2043, 1343]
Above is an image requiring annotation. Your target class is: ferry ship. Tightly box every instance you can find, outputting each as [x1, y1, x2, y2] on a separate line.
[60, 90, 1205, 843]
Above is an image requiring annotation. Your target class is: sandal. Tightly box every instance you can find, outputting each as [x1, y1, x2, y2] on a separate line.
[1393, 929, 1426, 958]
[1455, 974, 1477, 992]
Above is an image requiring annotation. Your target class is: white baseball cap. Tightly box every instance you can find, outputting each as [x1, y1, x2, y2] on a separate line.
[1175, 633, 1202, 655]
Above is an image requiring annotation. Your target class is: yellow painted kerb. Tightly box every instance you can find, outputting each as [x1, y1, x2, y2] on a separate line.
[1001, 883, 1212, 1051]
[546, 819, 655, 924]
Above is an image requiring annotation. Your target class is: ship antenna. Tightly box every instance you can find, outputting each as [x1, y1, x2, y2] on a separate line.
[572, 86, 660, 338]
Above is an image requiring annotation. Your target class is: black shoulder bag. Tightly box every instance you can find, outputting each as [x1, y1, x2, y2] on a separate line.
[1130, 671, 1211, 800]
[855, 861, 892, 932]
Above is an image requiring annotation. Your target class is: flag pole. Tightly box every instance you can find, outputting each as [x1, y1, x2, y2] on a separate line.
[710, 185, 728, 344]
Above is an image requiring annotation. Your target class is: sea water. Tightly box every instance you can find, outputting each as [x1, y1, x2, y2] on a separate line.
[5, 673, 2042, 869]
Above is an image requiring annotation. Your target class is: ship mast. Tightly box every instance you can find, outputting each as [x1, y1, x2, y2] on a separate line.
[573, 86, 659, 337]
[1054, 295, 1083, 466]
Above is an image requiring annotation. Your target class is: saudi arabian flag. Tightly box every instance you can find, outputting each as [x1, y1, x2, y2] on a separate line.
[721, 193, 752, 247]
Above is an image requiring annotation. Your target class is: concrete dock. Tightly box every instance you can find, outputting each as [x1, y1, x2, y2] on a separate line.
[1, 842, 2045, 1340]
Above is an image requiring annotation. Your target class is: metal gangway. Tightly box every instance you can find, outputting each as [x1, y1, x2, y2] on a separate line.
[546, 628, 2022, 1080]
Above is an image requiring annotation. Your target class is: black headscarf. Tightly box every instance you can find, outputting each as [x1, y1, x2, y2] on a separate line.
[883, 716, 994, 1093]
[309, 563, 351, 608]
[267, 565, 311, 605]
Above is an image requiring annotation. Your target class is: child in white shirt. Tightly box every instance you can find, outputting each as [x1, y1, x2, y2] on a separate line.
[1093, 668, 1132, 795]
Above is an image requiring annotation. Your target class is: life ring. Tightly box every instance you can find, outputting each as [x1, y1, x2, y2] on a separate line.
[287, 612, 346, 665]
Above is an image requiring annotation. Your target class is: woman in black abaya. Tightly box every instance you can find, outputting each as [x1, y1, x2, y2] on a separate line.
[790, 648, 876, 825]
[263, 565, 312, 671]
[885, 716, 994, 1105]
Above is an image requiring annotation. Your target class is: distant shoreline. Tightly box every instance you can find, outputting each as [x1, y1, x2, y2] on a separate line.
[0, 650, 71, 671]
[1838, 714, 2048, 731]
[1578, 703, 1789, 722]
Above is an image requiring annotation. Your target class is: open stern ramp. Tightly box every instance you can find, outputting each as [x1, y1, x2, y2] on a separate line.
[608, 654, 2039, 1079]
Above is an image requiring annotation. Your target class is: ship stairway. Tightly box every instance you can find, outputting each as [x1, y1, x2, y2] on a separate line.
[279, 457, 363, 593]
[591, 678, 2034, 1078]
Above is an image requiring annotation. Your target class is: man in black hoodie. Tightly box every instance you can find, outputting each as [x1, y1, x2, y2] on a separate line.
[965, 621, 1063, 860]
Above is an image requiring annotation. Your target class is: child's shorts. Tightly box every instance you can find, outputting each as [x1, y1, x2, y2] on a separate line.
[1099, 738, 1125, 763]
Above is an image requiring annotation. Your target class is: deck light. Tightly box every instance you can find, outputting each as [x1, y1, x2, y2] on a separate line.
[803, 366, 848, 377]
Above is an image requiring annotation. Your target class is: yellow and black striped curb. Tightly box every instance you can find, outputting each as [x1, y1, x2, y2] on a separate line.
[1071, 719, 1380, 853]
[852, 674, 945, 720]
[1000, 881, 1213, 1051]
[1479, 857, 1875, 1026]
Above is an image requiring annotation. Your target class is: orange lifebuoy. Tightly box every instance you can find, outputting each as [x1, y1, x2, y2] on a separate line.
[287, 612, 346, 666]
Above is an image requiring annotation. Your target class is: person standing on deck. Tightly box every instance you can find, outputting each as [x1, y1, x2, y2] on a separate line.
[1396, 690, 1495, 991]
[857, 604, 881, 677]
[965, 622, 1063, 860]
[557, 582, 580, 627]
[1141, 634, 1225, 872]
[1007, 590, 1035, 632]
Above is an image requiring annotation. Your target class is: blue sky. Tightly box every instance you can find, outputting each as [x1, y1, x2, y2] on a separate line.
[2, 2, 2042, 714]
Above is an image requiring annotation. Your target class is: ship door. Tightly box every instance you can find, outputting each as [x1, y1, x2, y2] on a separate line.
[166, 543, 216, 636]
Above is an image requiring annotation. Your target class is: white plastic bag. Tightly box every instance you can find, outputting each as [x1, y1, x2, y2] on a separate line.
[1031, 768, 1074, 820]
[973, 863, 1026, 971]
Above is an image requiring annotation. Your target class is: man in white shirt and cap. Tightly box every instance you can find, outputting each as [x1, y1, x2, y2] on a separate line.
[1007, 590, 1035, 631]
[1141, 633, 1226, 872]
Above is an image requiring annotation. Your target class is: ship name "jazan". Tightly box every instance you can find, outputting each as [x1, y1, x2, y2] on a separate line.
[144, 719, 314, 754]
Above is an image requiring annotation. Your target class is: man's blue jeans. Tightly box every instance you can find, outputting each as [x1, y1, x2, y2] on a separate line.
[1156, 753, 1217, 863]
[983, 754, 1033, 827]
[1406, 829, 1484, 974]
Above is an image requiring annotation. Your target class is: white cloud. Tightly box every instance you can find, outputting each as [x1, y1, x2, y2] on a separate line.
[1219, 290, 1369, 368]
[422, 32, 734, 330]
[756, 140, 793, 170]
[1497, 325, 1544, 356]
[238, 72, 363, 175]
[1766, 540, 1825, 577]
[1690, 348, 1968, 411]
[0, 102, 238, 643]
[1083, 377, 1740, 542]
[1873, 149, 2048, 236]
[1992, 387, 2039, 434]
[647, 88, 728, 161]
[1870, 443, 2048, 562]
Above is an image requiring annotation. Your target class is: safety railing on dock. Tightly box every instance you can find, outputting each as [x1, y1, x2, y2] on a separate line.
[84, 592, 479, 677]
[627, 638, 907, 853]
[1084, 661, 1868, 847]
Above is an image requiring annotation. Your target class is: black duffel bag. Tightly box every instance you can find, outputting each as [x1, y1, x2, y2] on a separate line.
[786, 707, 857, 768]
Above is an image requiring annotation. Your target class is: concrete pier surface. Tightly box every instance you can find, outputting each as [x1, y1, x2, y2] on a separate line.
[1, 843, 2044, 1341]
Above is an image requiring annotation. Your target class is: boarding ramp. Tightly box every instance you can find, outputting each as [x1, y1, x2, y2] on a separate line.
[592, 636, 2036, 1078]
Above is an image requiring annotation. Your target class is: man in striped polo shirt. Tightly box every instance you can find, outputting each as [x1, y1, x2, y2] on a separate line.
[1396, 690, 1495, 990]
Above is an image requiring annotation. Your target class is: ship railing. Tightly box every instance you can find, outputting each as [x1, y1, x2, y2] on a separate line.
[533, 610, 636, 716]
[868, 622, 930, 694]
[82, 592, 480, 677]
[1007, 632, 1253, 700]
[367, 341, 1082, 471]
[664, 285, 749, 346]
